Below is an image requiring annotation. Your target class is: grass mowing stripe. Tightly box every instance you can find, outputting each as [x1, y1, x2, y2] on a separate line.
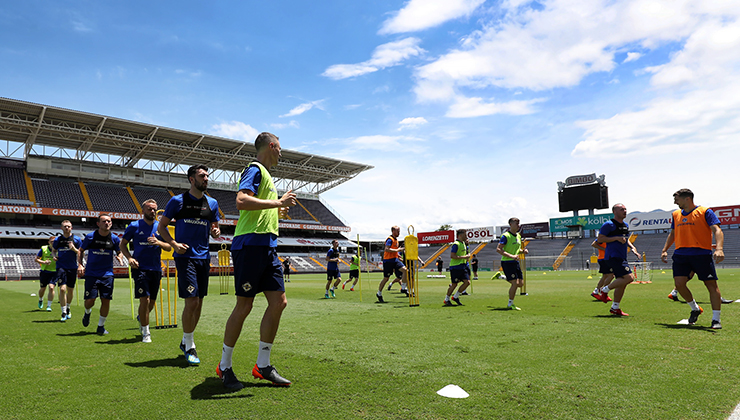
[1, 269, 740, 419]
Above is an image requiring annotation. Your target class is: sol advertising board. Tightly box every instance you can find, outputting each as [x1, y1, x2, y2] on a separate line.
[466, 226, 495, 241]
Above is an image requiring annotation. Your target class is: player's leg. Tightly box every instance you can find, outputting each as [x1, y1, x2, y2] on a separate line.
[453, 278, 470, 305]
[47, 283, 56, 311]
[704, 279, 722, 328]
[81, 276, 96, 327]
[325, 275, 332, 298]
[219, 295, 254, 389]
[444, 281, 457, 305]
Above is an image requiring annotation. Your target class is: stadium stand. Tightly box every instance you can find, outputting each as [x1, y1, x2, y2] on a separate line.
[85, 182, 139, 213]
[31, 176, 88, 210]
[302, 198, 345, 226]
[130, 186, 173, 211]
[0, 166, 29, 200]
[204, 189, 238, 216]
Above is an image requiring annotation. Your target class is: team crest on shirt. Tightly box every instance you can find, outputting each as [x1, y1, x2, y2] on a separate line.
[243, 282, 252, 292]
[682, 218, 687, 222]
[138, 288, 144, 294]
[187, 285, 195, 294]
[85, 291, 90, 297]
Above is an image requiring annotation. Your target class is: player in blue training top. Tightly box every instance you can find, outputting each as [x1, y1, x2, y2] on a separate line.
[121, 199, 172, 343]
[595, 203, 640, 316]
[52, 220, 82, 320]
[158, 164, 221, 366]
[78, 213, 122, 335]
[376, 226, 406, 303]
[325, 239, 342, 298]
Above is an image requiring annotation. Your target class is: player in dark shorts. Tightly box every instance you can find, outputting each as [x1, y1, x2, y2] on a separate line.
[595, 204, 640, 316]
[35, 236, 58, 313]
[282, 257, 291, 282]
[53, 220, 82, 320]
[325, 240, 341, 298]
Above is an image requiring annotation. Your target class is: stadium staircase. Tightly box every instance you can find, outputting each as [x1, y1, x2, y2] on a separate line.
[421, 245, 451, 269]
[295, 199, 320, 223]
[471, 242, 487, 255]
[310, 256, 326, 269]
[552, 241, 576, 270]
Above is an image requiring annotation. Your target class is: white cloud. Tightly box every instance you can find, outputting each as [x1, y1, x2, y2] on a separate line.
[412, 0, 717, 103]
[280, 100, 325, 118]
[210, 121, 260, 141]
[348, 135, 426, 152]
[379, 0, 486, 35]
[623, 52, 642, 63]
[322, 38, 425, 80]
[270, 120, 300, 130]
[445, 96, 546, 118]
[398, 117, 428, 130]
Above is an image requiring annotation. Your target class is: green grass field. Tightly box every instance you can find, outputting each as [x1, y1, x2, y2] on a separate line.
[2, 269, 740, 419]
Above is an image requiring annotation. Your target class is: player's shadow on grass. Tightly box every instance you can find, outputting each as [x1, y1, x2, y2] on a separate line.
[32, 319, 64, 324]
[125, 356, 187, 369]
[655, 323, 718, 332]
[190, 377, 256, 400]
[488, 306, 515, 311]
[97, 337, 140, 345]
[57, 331, 102, 337]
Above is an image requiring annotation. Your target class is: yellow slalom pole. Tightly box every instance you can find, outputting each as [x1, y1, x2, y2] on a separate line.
[357, 234, 362, 302]
[129, 265, 135, 320]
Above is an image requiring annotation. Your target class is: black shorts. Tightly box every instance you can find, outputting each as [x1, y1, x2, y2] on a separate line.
[502, 260, 523, 281]
[672, 254, 718, 281]
[326, 268, 341, 281]
[605, 258, 632, 278]
[349, 269, 359, 279]
[597, 259, 610, 275]
[133, 268, 162, 300]
[57, 268, 78, 288]
[175, 258, 210, 299]
[449, 266, 469, 284]
[39, 270, 57, 287]
[233, 247, 285, 298]
[383, 259, 405, 278]
[84, 275, 114, 300]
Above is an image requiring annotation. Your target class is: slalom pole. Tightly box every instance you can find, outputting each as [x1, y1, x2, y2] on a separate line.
[129, 265, 135, 319]
[357, 234, 362, 302]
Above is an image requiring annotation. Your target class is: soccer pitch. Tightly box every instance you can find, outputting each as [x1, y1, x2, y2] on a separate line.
[2, 270, 740, 419]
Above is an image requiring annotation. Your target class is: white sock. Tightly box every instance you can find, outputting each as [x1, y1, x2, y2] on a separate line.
[85, 308, 92, 314]
[688, 300, 700, 311]
[98, 315, 106, 327]
[670, 289, 678, 296]
[601, 285, 610, 294]
[444, 295, 450, 302]
[611, 302, 620, 310]
[377, 291, 382, 297]
[141, 325, 150, 335]
[257, 341, 272, 368]
[183, 332, 195, 350]
[220, 344, 234, 370]
[47, 300, 53, 308]
[454, 291, 460, 299]
[593, 288, 599, 294]
[713, 310, 721, 322]
[508, 299, 514, 306]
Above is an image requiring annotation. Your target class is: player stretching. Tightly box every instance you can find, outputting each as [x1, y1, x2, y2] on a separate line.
[343, 253, 360, 291]
[159, 164, 221, 366]
[444, 229, 471, 306]
[79, 214, 122, 335]
[497, 218, 528, 310]
[325, 240, 341, 298]
[121, 199, 172, 343]
[53, 220, 82, 320]
[660, 189, 724, 329]
[590, 240, 614, 301]
[218, 132, 297, 389]
[376, 226, 406, 303]
[595, 204, 640, 316]
[35, 237, 57, 313]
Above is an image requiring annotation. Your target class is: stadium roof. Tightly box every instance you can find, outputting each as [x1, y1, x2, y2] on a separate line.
[0, 97, 373, 194]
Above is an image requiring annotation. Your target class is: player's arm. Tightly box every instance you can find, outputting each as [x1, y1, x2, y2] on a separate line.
[147, 235, 172, 252]
[384, 241, 404, 254]
[496, 240, 516, 259]
[628, 240, 639, 258]
[35, 250, 49, 265]
[157, 215, 189, 255]
[77, 246, 86, 277]
[660, 230, 675, 263]
[591, 240, 606, 251]
[711, 224, 724, 263]
[120, 238, 138, 269]
[236, 189, 296, 211]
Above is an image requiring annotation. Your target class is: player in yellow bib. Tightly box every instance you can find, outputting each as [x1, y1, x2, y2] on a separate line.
[497, 218, 529, 310]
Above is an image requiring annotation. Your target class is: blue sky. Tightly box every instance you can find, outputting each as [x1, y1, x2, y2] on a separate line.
[2, 1, 739, 240]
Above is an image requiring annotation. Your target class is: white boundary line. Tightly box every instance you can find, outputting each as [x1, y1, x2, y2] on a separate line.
[727, 402, 740, 420]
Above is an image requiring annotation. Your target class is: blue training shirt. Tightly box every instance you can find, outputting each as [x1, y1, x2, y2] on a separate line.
[599, 219, 630, 260]
[81, 231, 121, 277]
[122, 220, 164, 271]
[53, 234, 83, 270]
[326, 248, 340, 270]
[232, 165, 278, 250]
[162, 192, 220, 259]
